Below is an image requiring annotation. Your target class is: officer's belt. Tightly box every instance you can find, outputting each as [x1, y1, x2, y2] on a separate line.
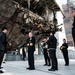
[49, 48, 56, 50]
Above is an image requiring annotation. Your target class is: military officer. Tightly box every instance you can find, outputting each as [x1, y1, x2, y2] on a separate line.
[42, 37, 51, 66]
[26, 32, 36, 70]
[60, 39, 69, 66]
[47, 31, 58, 71]
[72, 12, 75, 47]
[0, 27, 8, 73]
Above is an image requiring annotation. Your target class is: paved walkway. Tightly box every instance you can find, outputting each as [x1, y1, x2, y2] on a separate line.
[1, 59, 75, 75]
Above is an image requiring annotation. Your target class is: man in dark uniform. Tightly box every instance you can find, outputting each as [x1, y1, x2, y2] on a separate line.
[0, 27, 8, 73]
[22, 46, 26, 61]
[72, 12, 75, 47]
[60, 39, 69, 66]
[47, 31, 58, 71]
[42, 37, 51, 66]
[26, 32, 35, 70]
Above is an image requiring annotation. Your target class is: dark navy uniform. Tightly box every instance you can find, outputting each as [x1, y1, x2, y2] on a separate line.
[27, 37, 35, 69]
[72, 17, 75, 46]
[47, 35, 58, 71]
[60, 43, 69, 66]
[0, 32, 7, 68]
[42, 42, 51, 66]
[22, 47, 26, 61]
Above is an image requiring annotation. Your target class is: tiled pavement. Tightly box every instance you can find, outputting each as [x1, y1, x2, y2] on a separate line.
[0, 59, 75, 75]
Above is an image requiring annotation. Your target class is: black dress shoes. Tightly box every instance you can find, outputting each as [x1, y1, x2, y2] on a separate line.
[48, 64, 51, 66]
[65, 64, 69, 66]
[26, 67, 35, 70]
[43, 64, 47, 66]
[55, 68, 58, 70]
[48, 67, 58, 71]
[48, 68, 55, 71]
[0, 70, 4, 73]
[3, 62, 6, 63]
[26, 67, 31, 70]
[29, 68, 35, 70]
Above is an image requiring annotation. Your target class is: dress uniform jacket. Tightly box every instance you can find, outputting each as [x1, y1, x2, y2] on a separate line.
[27, 37, 35, 51]
[47, 35, 58, 70]
[0, 32, 7, 67]
[26, 36, 36, 69]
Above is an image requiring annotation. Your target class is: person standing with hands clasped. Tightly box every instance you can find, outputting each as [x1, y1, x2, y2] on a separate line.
[60, 39, 69, 66]
[26, 32, 36, 70]
[41, 37, 51, 66]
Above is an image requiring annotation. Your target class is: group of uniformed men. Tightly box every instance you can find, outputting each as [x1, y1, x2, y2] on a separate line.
[26, 31, 69, 71]
[0, 27, 69, 73]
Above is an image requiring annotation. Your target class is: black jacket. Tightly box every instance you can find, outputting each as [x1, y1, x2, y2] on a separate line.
[0, 32, 7, 50]
[47, 35, 57, 49]
[72, 17, 75, 28]
[61, 43, 68, 50]
[27, 37, 35, 51]
[42, 42, 48, 49]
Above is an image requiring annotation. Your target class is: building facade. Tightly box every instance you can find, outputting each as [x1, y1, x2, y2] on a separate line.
[62, 0, 75, 46]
